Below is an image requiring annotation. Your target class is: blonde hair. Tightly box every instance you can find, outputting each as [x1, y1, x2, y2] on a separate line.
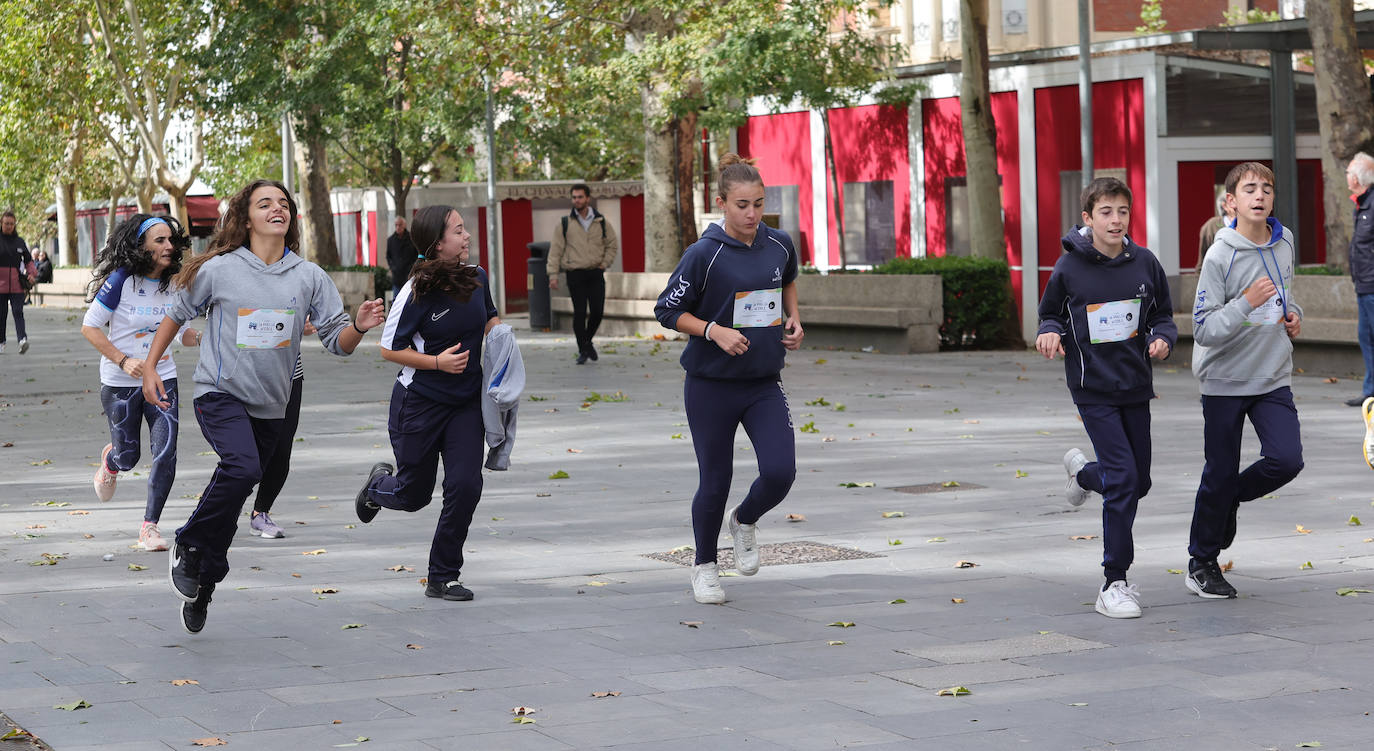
[717, 153, 763, 198]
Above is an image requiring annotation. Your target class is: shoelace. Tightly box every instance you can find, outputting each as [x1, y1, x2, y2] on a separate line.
[1108, 582, 1140, 603]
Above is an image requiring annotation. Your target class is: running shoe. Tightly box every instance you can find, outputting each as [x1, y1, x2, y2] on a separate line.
[93, 444, 117, 502]
[691, 562, 726, 604]
[1363, 397, 1374, 470]
[1095, 580, 1142, 618]
[250, 511, 286, 539]
[0, 342, 6, 354]
[169, 542, 202, 602]
[139, 521, 169, 552]
[424, 580, 474, 601]
[18, 337, 27, 354]
[355, 462, 393, 523]
[728, 506, 759, 575]
[1063, 448, 1090, 507]
[180, 583, 214, 634]
[1186, 558, 1237, 599]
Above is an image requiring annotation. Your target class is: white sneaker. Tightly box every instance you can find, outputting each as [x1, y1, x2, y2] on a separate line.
[0, 341, 6, 354]
[139, 522, 169, 552]
[691, 563, 726, 604]
[728, 506, 759, 576]
[1063, 448, 1091, 507]
[93, 443, 118, 502]
[1362, 397, 1374, 471]
[1095, 580, 1142, 619]
[17, 337, 27, 354]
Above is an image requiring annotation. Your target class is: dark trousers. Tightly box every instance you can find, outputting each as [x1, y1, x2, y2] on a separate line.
[0, 292, 25, 342]
[101, 379, 179, 523]
[1075, 402, 1153, 583]
[253, 376, 303, 514]
[1189, 387, 1304, 562]
[1358, 293, 1374, 399]
[367, 382, 484, 582]
[180, 392, 287, 584]
[684, 375, 796, 565]
[565, 268, 605, 353]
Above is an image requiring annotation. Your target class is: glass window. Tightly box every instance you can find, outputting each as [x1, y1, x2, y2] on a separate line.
[842, 180, 896, 266]
[945, 175, 1004, 257]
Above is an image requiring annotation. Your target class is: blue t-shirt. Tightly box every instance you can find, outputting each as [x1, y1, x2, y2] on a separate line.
[380, 267, 498, 404]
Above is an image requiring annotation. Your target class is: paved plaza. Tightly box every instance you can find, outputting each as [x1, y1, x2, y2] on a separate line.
[2, 306, 1373, 750]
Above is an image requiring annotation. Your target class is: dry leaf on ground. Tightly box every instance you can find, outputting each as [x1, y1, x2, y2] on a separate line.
[406, 644, 423, 650]
[1070, 535, 1097, 541]
[955, 560, 978, 568]
[951, 598, 966, 604]
[301, 549, 326, 556]
[511, 706, 536, 716]
[1296, 525, 1313, 534]
[785, 513, 807, 522]
[590, 691, 621, 698]
[170, 679, 199, 686]
[680, 621, 703, 628]
[312, 588, 339, 594]
[191, 738, 227, 747]
[937, 686, 971, 696]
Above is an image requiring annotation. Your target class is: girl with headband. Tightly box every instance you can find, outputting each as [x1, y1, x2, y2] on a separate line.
[82, 214, 200, 552]
[140, 180, 385, 634]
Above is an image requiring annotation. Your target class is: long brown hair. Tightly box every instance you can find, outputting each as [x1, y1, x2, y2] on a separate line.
[176, 179, 301, 288]
[408, 205, 479, 303]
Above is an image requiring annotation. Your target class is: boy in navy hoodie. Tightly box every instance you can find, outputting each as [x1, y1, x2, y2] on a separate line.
[1037, 177, 1177, 619]
[1185, 162, 1303, 599]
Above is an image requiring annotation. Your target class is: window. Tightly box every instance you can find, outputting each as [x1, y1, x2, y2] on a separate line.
[763, 184, 803, 251]
[842, 180, 896, 266]
[945, 175, 1004, 257]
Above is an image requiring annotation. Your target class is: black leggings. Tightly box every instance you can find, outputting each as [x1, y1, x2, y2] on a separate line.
[252, 377, 303, 514]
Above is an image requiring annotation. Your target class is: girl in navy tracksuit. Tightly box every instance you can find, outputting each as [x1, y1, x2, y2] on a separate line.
[1036, 177, 1176, 619]
[655, 153, 804, 605]
[356, 204, 501, 602]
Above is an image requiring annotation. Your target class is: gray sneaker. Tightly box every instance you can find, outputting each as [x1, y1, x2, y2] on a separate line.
[250, 512, 285, 539]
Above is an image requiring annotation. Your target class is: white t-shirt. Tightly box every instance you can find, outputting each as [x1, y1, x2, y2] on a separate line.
[83, 267, 185, 387]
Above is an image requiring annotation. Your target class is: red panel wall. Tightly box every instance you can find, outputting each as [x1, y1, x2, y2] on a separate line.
[824, 104, 912, 266]
[1034, 79, 1146, 292]
[620, 194, 645, 272]
[738, 111, 814, 263]
[1177, 159, 1328, 271]
[500, 199, 533, 311]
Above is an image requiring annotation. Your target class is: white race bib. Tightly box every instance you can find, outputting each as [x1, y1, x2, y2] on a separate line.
[733, 288, 782, 328]
[1086, 299, 1141, 344]
[236, 308, 295, 350]
[1243, 294, 1284, 326]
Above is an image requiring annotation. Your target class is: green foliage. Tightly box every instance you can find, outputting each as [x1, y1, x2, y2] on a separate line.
[1135, 0, 1166, 34]
[1295, 265, 1344, 276]
[1222, 8, 1280, 26]
[870, 256, 1012, 350]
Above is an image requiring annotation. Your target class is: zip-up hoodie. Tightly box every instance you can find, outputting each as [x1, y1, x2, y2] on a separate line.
[481, 322, 524, 471]
[1192, 217, 1302, 396]
[167, 247, 352, 419]
[1037, 227, 1177, 405]
[654, 221, 799, 381]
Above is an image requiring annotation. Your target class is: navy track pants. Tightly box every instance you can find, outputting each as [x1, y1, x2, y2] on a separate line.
[1075, 401, 1153, 583]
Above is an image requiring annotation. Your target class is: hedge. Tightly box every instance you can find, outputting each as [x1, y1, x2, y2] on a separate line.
[869, 256, 1012, 349]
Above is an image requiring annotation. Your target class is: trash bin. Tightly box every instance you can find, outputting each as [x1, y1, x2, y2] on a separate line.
[527, 241, 551, 330]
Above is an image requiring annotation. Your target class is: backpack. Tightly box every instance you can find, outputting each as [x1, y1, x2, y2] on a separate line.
[561, 213, 606, 241]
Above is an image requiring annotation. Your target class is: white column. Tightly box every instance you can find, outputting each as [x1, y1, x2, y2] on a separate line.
[909, 98, 926, 258]
[1016, 70, 1041, 345]
[809, 108, 830, 271]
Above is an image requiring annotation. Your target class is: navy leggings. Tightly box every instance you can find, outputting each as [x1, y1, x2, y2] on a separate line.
[180, 392, 287, 584]
[1189, 386, 1304, 562]
[100, 379, 179, 523]
[366, 382, 484, 582]
[0, 292, 25, 342]
[252, 376, 303, 514]
[1075, 402, 1153, 583]
[684, 375, 796, 565]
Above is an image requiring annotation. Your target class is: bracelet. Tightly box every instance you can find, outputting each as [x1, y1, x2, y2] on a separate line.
[434, 354, 440, 370]
[703, 322, 715, 341]
[118, 355, 128, 369]
[352, 321, 366, 334]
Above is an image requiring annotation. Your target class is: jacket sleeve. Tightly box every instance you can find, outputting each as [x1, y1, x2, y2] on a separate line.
[1146, 258, 1178, 351]
[601, 218, 618, 269]
[1035, 267, 1069, 337]
[546, 221, 565, 276]
[307, 265, 351, 356]
[654, 249, 704, 331]
[1192, 250, 1255, 347]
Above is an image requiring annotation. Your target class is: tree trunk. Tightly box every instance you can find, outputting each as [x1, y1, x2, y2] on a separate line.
[135, 177, 156, 215]
[960, 0, 1006, 260]
[823, 111, 846, 268]
[165, 186, 189, 229]
[627, 8, 683, 272]
[673, 111, 700, 250]
[1307, 0, 1374, 272]
[55, 178, 79, 266]
[293, 125, 339, 267]
[107, 190, 119, 233]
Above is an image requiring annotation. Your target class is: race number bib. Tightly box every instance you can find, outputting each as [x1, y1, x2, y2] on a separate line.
[1243, 294, 1284, 326]
[1086, 299, 1141, 344]
[733, 288, 782, 328]
[236, 308, 295, 349]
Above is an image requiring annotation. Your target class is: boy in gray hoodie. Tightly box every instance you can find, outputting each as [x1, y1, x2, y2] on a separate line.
[1186, 162, 1304, 599]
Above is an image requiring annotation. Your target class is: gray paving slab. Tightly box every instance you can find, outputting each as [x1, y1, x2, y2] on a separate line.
[4, 307, 1374, 749]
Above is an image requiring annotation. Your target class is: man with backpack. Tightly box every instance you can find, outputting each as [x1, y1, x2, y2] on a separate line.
[547, 183, 618, 364]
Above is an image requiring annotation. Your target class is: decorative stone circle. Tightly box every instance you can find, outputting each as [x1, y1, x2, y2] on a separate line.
[644, 540, 883, 569]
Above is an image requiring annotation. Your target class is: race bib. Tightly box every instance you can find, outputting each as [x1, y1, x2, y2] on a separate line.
[733, 288, 782, 328]
[1243, 294, 1284, 326]
[236, 308, 295, 349]
[1086, 299, 1141, 344]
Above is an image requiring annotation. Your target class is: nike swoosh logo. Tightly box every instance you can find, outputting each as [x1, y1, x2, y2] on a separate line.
[431, 310, 449, 321]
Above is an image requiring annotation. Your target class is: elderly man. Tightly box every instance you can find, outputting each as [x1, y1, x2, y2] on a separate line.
[1348, 153, 1374, 413]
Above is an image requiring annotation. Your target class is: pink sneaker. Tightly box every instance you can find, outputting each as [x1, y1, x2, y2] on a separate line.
[139, 522, 169, 552]
[93, 444, 117, 502]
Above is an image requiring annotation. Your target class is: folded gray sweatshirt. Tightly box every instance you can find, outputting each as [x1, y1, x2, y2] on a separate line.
[168, 247, 352, 418]
[481, 323, 524, 470]
[1191, 219, 1302, 396]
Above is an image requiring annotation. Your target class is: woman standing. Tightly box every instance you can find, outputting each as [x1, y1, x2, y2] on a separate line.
[654, 154, 805, 604]
[0, 211, 35, 354]
[355, 205, 501, 602]
[82, 214, 199, 552]
[141, 179, 384, 634]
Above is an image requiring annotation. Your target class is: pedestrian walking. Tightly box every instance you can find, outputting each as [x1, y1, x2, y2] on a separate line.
[387, 216, 416, 300]
[547, 183, 617, 364]
[0, 210, 36, 354]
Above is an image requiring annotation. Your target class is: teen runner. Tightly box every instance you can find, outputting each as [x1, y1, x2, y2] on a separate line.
[141, 179, 385, 634]
[82, 214, 200, 552]
[355, 204, 502, 602]
[654, 153, 804, 604]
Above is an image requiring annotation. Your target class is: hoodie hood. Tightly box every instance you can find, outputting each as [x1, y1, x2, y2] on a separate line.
[1215, 217, 1284, 251]
[231, 245, 304, 275]
[1060, 225, 1142, 266]
[702, 220, 758, 251]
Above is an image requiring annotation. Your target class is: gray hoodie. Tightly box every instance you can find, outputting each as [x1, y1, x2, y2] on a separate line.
[168, 247, 352, 418]
[481, 323, 524, 471]
[1191, 218, 1302, 396]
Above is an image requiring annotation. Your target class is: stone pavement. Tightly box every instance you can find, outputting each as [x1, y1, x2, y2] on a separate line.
[2, 306, 1373, 750]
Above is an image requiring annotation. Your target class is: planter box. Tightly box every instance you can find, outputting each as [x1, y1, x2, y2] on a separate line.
[325, 270, 373, 318]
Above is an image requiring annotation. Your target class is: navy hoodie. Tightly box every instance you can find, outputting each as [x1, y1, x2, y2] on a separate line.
[655, 222, 799, 380]
[380, 267, 498, 405]
[1037, 227, 1177, 405]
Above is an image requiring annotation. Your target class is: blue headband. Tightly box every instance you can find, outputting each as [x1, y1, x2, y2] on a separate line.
[137, 216, 168, 241]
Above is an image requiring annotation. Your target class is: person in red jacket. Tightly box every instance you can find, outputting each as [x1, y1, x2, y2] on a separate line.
[0, 211, 36, 354]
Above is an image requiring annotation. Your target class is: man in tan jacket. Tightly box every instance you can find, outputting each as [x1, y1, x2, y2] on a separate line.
[548, 183, 618, 364]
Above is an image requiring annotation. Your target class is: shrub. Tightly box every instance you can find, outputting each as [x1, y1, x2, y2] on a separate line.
[870, 255, 1012, 349]
[1295, 265, 1343, 276]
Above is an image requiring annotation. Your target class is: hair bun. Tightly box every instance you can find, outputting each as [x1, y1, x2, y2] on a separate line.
[718, 152, 757, 170]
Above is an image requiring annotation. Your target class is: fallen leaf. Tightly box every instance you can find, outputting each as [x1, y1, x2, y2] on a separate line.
[171, 679, 199, 686]
[0, 728, 32, 740]
[30, 458, 52, 466]
[1068, 702, 1088, 707]
[26, 524, 45, 529]
[536, 492, 551, 498]
[668, 544, 693, 553]
[927, 537, 946, 543]
[53, 700, 91, 711]
[301, 549, 326, 556]
[191, 738, 227, 747]
[1015, 469, 1028, 478]
[386, 565, 415, 572]
[82, 533, 94, 539]
[1070, 535, 1097, 540]
[566, 448, 583, 453]
[511, 706, 536, 716]
[936, 686, 971, 696]
[827, 640, 846, 646]
[1300, 561, 1314, 570]
[1350, 516, 1363, 526]
[341, 623, 364, 630]
[1337, 588, 1373, 596]
[888, 539, 903, 546]
[406, 644, 423, 650]
[548, 470, 569, 479]
[1296, 743, 1323, 748]
[67, 510, 89, 516]
[127, 563, 147, 571]
[889, 598, 907, 604]
[587, 581, 607, 587]
[1296, 525, 1312, 534]
[785, 513, 806, 522]
[955, 560, 978, 568]
[490, 516, 504, 521]
[1166, 569, 1184, 575]
[1365, 538, 1373, 543]
[1324, 377, 1338, 384]
[881, 511, 906, 519]
[828, 621, 855, 628]
[590, 691, 621, 698]
[680, 621, 702, 628]
[941, 480, 960, 487]
[1221, 560, 1234, 572]
[291, 573, 302, 578]
[814, 358, 827, 364]
[838, 481, 875, 488]
[312, 588, 339, 594]
[951, 598, 965, 604]
[511, 717, 536, 724]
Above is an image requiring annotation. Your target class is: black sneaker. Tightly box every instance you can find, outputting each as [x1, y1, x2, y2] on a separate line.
[355, 462, 393, 523]
[180, 583, 214, 634]
[586, 343, 598, 361]
[1221, 501, 1239, 550]
[1186, 559, 1237, 599]
[425, 580, 474, 601]
[575, 351, 590, 365]
[169, 543, 201, 602]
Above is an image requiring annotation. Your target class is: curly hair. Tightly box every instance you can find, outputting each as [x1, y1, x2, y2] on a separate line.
[407, 205, 479, 303]
[176, 179, 300, 289]
[86, 214, 190, 302]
